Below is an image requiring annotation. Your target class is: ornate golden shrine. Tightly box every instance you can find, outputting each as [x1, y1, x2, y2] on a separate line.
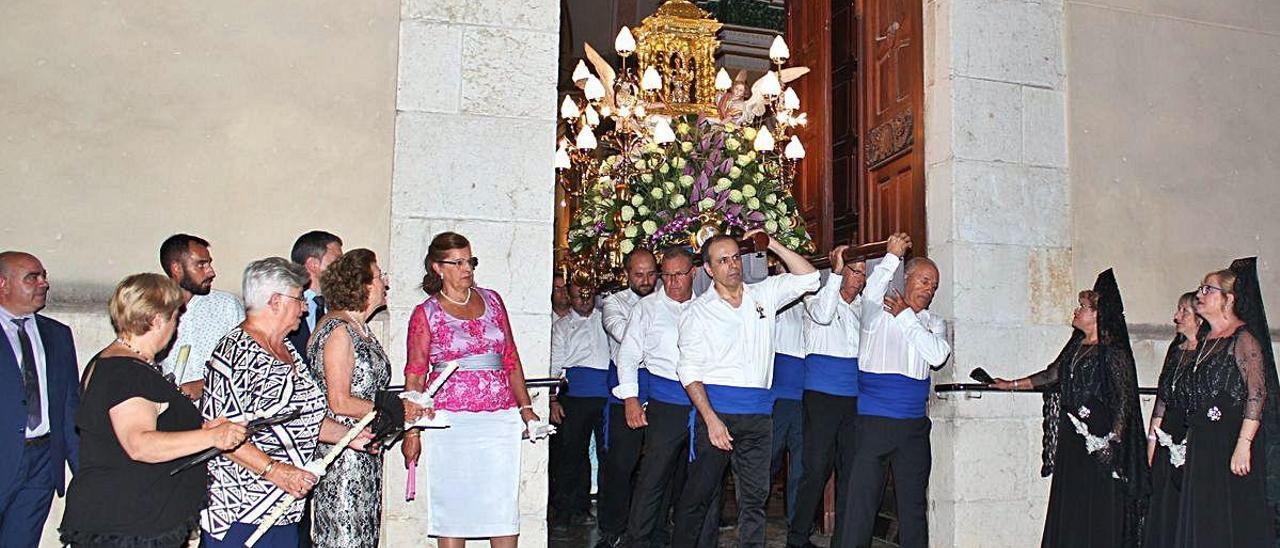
[635, 0, 722, 117]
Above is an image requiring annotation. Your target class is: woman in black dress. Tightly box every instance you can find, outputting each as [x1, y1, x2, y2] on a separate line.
[1174, 258, 1278, 547]
[1142, 291, 1200, 547]
[59, 273, 246, 547]
[992, 269, 1148, 547]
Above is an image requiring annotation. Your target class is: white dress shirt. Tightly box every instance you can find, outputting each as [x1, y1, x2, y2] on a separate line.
[774, 300, 808, 359]
[303, 288, 321, 332]
[613, 290, 689, 399]
[858, 254, 950, 380]
[550, 308, 611, 378]
[160, 289, 245, 384]
[601, 289, 643, 363]
[677, 271, 820, 389]
[0, 305, 49, 437]
[805, 273, 863, 358]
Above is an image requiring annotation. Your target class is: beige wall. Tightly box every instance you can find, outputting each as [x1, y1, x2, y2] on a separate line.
[1068, 0, 1280, 328]
[0, 1, 400, 304]
[1, 2, 400, 545]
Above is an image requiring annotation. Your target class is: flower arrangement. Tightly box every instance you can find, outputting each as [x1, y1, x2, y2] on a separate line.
[567, 114, 814, 256]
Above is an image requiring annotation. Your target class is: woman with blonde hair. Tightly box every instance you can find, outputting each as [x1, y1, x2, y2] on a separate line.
[60, 273, 247, 547]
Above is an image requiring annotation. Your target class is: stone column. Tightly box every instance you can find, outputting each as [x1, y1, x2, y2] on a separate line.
[385, 2, 560, 546]
[922, 0, 1071, 544]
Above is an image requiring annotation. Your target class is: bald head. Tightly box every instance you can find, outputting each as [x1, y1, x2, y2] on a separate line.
[0, 251, 49, 315]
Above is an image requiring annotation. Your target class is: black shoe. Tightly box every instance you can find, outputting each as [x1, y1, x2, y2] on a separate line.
[595, 533, 624, 548]
[786, 542, 821, 548]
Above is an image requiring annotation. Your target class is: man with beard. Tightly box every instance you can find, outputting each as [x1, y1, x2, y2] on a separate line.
[672, 230, 819, 548]
[0, 252, 79, 547]
[157, 234, 244, 400]
[842, 232, 950, 548]
[286, 230, 342, 362]
[596, 248, 658, 547]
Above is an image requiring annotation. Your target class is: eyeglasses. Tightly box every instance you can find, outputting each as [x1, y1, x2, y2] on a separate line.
[1197, 284, 1225, 296]
[436, 257, 479, 269]
[660, 267, 694, 279]
[275, 292, 306, 304]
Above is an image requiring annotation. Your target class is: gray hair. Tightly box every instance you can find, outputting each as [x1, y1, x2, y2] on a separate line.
[905, 257, 939, 278]
[242, 257, 309, 311]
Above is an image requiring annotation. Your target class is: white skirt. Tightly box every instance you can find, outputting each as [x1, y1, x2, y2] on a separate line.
[423, 408, 523, 538]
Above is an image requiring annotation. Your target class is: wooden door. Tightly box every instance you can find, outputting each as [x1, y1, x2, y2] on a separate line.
[859, 0, 926, 251]
[786, 0, 833, 252]
[830, 0, 860, 245]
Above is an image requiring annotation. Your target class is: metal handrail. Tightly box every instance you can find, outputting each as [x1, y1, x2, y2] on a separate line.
[934, 383, 1158, 396]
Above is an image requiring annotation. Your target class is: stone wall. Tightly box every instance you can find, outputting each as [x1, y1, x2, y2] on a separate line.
[922, 0, 1072, 543]
[386, 1, 560, 546]
[1067, 0, 1280, 327]
[0, 0, 399, 299]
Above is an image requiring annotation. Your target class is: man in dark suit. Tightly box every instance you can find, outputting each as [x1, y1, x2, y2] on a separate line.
[0, 251, 79, 546]
[286, 230, 342, 362]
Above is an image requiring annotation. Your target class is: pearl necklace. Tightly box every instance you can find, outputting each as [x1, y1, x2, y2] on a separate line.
[440, 287, 473, 307]
[115, 337, 155, 365]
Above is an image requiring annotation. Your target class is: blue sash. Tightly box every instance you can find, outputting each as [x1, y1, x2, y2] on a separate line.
[804, 354, 860, 397]
[564, 367, 610, 398]
[857, 371, 929, 419]
[648, 374, 690, 406]
[770, 353, 806, 401]
[704, 384, 773, 415]
[606, 362, 651, 404]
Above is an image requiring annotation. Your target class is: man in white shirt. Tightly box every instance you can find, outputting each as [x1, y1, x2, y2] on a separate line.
[551, 272, 571, 320]
[787, 246, 866, 548]
[157, 234, 244, 401]
[285, 230, 342, 362]
[770, 291, 808, 529]
[597, 249, 657, 547]
[548, 279, 611, 527]
[612, 247, 717, 547]
[672, 231, 820, 548]
[843, 233, 950, 548]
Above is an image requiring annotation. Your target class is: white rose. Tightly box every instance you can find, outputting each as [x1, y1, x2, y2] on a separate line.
[728, 190, 744, 203]
[631, 194, 645, 206]
[698, 197, 716, 210]
[624, 225, 639, 238]
[620, 239, 636, 254]
[642, 220, 658, 235]
[714, 178, 732, 192]
[669, 194, 687, 208]
[679, 175, 695, 187]
[729, 166, 743, 179]
[637, 205, 650, 216]
[621, 205, 636, 221]
[765, 219, 779, 232]
[742, 184, 757, 198]
[748, 197, 760, 209]
[651, 187, 664, 199]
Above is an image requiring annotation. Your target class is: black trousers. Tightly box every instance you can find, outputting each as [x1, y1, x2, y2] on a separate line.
[623, 401, 718, 547]
[787, 391, 859, 546]
[840, 415, 931, 548]
[598, 402, 645, 537]
[551, 395, 606, 516]
[672, 411, 772, 548]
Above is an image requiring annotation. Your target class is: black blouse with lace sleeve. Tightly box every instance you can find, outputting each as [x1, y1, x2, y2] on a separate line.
[1186, 326, 1267, 421]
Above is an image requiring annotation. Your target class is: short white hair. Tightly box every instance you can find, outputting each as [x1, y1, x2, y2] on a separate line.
[242, 257, 309, 311]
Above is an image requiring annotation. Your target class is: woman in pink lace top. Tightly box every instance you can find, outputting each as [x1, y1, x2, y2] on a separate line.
[401, 232, 538, 547]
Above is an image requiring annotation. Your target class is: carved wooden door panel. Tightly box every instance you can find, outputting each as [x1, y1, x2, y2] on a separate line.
[786, 0, 832, 251]
[859, 0, 926, 251]
[830, 0, 859, 245]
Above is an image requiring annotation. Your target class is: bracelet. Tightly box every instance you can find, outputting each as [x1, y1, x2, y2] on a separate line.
[259, 459, 278, 478]
[519, 405, 534, 411]
[403, 429, 421, 437]
[1147, 434, 1158, 441]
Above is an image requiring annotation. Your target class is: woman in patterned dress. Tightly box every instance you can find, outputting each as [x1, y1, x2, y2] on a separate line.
[200, 258, 376, 547]
[305, 249, 413, 548]
[400, 232, 541, 548]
